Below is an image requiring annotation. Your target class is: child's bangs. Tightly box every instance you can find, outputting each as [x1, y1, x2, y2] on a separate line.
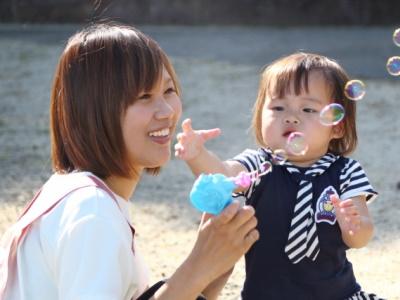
[268, 64, 312, 100]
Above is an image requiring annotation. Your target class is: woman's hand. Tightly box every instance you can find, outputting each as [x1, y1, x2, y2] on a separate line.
[154, 201, 258, 300]
[189, 201, 258, 294]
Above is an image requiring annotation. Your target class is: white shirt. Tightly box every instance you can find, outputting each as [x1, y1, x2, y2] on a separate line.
[5, 172, 149, 300]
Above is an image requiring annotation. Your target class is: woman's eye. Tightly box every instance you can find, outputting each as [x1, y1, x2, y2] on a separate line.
[303, 108, 317, 113]
[138, 93, 151, 100]
[164, 87, 176, 94]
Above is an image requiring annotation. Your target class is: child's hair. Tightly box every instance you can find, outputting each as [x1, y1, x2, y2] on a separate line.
[50, 23, 181, 179]
[252, 52, 357, 156]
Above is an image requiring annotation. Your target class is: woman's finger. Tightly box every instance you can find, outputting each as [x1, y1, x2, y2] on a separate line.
[211, 201, 240, 227]
[228, 205, 256, 231]
[242, 229, 260, 251]
[236, 215, 258, 240]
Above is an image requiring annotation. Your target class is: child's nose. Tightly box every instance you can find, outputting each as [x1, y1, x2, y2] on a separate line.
[285, 115, 300, 124]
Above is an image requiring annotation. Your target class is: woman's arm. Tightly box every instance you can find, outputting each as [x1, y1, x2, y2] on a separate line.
[200, 268, 233, 300]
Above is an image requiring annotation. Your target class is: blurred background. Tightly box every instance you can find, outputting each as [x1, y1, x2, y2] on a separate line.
[1, 0, 400, 26]
[0, 1, 399, 299]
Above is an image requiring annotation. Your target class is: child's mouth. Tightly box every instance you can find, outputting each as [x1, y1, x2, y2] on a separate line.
[283, 131, 294, 138]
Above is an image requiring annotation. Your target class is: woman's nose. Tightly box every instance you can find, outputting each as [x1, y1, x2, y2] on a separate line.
[155, 98, 174, 119]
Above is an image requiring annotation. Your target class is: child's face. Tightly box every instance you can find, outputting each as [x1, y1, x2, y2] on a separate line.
[121, 67, 182, 171]
[261, 71, 342, 166]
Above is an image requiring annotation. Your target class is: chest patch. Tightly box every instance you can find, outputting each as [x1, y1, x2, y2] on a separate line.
[315, 186, 338, 225]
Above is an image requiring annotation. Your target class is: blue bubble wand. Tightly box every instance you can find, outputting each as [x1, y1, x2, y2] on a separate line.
[190, 161, 272, 215]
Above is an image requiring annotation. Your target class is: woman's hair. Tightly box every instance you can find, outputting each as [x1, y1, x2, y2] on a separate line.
[252, 52, 357, 156]
[50, 23, 180, 179]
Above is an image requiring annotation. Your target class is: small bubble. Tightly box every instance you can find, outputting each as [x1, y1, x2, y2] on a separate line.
[271, 149, 288, 165]
[260, 161, 272, 173]
[319, 103, 345, 126]
[393, 28, 400, 47]
[286, 132, 308, 156]
[344, 80, 366, 101]
[386, 56, 400, 76]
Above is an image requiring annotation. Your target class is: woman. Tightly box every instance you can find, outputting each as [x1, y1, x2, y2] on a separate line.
[0, 23, 259, 300]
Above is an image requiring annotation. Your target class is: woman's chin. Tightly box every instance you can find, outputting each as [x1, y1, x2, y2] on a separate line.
[151, 153, 171, 168]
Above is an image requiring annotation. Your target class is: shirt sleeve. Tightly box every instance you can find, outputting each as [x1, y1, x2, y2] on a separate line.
[54, 192, 138, 300]
[339, 158, 378, 202]
[230, 148, 267, 199]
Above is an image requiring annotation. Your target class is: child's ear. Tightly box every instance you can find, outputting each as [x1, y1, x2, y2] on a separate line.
[331, 123, 345, 139]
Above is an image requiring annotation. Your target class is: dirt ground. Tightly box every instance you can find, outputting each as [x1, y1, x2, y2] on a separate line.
[0, 24, 399, 299]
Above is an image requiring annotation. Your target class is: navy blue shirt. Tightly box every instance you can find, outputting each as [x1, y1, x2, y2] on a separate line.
[233, 148, 377, 300]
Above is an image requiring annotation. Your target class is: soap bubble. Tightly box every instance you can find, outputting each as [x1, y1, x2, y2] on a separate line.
[319, 103, 345, 126]
[259, 161, 273, 176]
[286, 132, 308, 156]
[344, 80, 366, 101]
[271, 149, 288, 165]
[387, 56, 400, 76]
[393, 28, 400, 47]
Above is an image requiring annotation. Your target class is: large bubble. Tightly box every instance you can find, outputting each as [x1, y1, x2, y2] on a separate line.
[319, 103, 345, 126]
[387, 56, 400, 76]
[286, 132, 308, 156]
[344, 80, 366, 101]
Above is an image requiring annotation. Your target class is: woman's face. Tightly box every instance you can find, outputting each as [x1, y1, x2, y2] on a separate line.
[121, 67, 182, 171]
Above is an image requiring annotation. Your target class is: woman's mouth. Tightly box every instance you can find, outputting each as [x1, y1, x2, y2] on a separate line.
[149, 127, 171, 144]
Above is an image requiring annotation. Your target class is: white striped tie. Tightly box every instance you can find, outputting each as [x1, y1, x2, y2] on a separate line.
[284, 153, 338, 264]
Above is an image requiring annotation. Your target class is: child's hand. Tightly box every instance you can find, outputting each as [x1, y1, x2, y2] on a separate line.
[175, 118, 221, 161]
[331, 195, 361, 236]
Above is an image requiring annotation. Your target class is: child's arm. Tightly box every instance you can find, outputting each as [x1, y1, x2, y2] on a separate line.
[331, 195, 374, 248]
[175, 118, 246, 178]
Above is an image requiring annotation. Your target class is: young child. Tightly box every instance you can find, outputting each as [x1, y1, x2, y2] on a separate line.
[175, 52, 383, 299]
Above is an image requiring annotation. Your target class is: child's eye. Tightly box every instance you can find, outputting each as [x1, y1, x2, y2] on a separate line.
[271, 106, 284, 111]
[303, 108, 317, 113]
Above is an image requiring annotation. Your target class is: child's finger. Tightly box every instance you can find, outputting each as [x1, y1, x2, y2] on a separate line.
[330, 195, 343, 214]
[182, 118, 194, 133]
[174, 147, 184, 158]
[198, 128, 221, 142]
[337, 198, 355, 208]
[330, 194, 340, 206]
[339, 206, 358, 216]
[176, 132, 184, 142]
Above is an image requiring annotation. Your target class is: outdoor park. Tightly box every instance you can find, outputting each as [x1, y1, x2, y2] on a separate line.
[0, 1, 399, 299]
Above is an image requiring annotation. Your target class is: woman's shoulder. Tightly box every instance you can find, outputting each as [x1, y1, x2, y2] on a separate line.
[40, 172, 129, 229]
